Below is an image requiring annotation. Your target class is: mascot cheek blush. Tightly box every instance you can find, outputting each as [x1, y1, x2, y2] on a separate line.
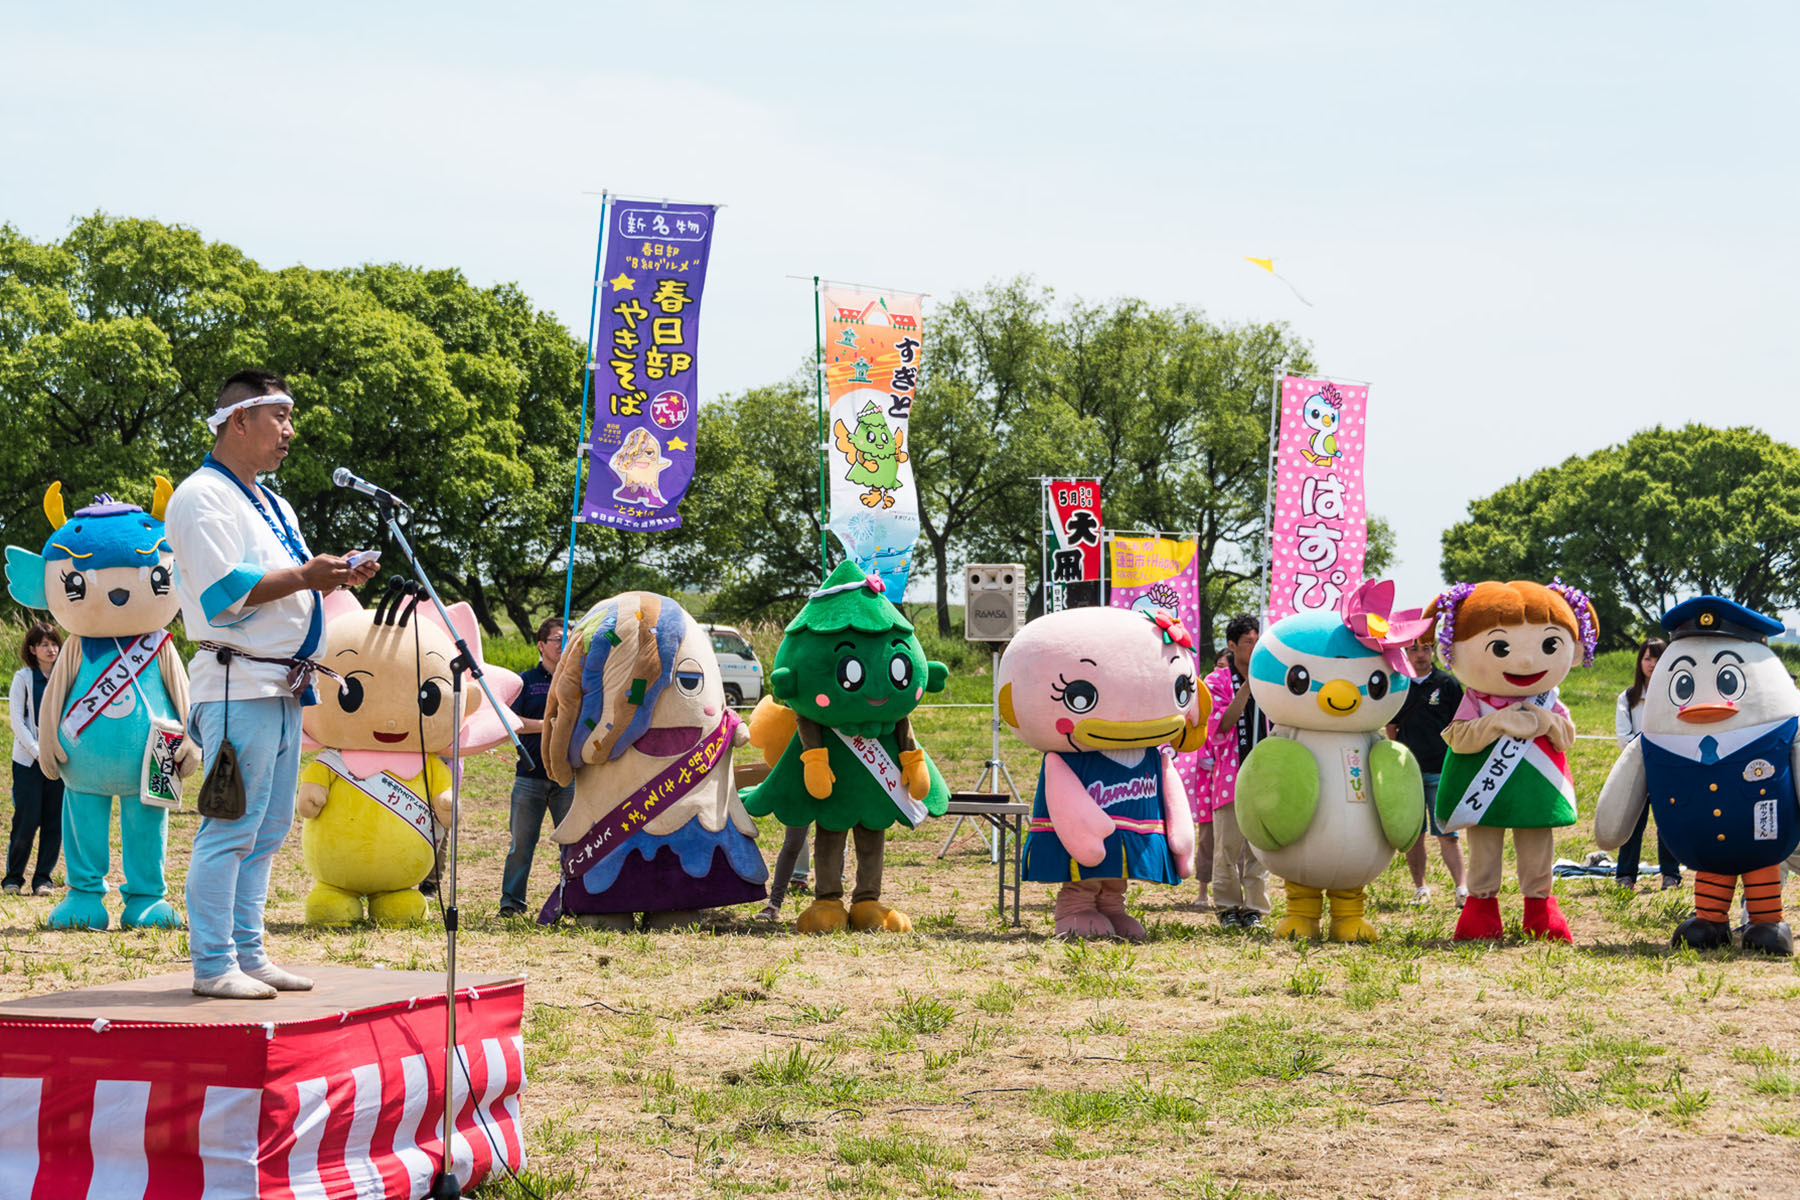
[297, 581, 521, 925]
[538, 592, 767, 930]
[5, 480, 200, 931]
[1234, 581, 1427, 942]
[740, 562, 949, 935]
[998, 606, 1209, 941]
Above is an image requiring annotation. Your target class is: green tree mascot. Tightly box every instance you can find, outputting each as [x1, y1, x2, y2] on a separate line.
[742, 561, 950, 932]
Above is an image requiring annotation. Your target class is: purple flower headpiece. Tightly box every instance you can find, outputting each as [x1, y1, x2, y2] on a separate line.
[1547, 577, 1599, 666]
[1433, 582, 1478, 665]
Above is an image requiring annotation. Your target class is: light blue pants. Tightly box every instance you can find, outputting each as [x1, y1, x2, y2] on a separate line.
[186, 697, 301, 980]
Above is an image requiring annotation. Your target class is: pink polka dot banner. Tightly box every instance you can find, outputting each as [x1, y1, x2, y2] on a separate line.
[1267, 376, 1370, 621]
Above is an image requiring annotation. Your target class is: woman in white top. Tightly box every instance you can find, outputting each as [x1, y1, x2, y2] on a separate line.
[1614, 636, 1680, 890]
[7, 624, 64, 894]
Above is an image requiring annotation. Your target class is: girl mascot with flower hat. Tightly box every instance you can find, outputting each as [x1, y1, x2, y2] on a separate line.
[999, 605, 1210, 940]
[1424, 579, 1599, 942]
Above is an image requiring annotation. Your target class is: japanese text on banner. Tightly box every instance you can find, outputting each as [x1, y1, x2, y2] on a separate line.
[1044, 479, 1103, 611]
[823, 286, 924, 598]
[1267, 376, 1369, 620]
[1108, 536, 1204, 806]
[581, 203, 717, 532]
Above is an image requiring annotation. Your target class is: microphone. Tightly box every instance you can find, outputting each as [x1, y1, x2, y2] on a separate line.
[333, 467, 412, 511]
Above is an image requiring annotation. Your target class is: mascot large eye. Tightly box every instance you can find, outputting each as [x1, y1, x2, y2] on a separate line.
[1285, 664, 1311, 696]
[673, 657, 705, 696]
[61, 570, 86, 603]
[1715, 663, 1746, 703]
[1174, 673, 1195, 708]
[1669, 670, 1696, 706]
[1056, 678, 1098, 714]
[889, 653, 913, 689]
[149, 564, 172, 596]
[837, 657, 866, 691]
[1541, 635, 1562, 657]
[418, 679, 444, 716]
[1367, 671, 1389, 701]
[338, 673, 368, 713]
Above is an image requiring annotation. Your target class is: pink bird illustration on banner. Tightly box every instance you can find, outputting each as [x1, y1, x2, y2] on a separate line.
[1267, 376, 1370, 621]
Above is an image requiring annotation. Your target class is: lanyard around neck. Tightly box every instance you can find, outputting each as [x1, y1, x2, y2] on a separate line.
[203, 455, 308, 568]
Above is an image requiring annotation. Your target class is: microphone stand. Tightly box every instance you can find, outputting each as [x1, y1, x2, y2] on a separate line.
[365, 494, 531, 1200]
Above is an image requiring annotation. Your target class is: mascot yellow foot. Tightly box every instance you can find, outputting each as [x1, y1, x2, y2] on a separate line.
[1326, 888, 1377, 943]
[797, 898, 849, 934]
[1275, 883, 1323, 940]
[849, 900, 912, 932]
[859, 489, 883, 507]
[305, 883, 366, 926]
[369, 888, 429, 925]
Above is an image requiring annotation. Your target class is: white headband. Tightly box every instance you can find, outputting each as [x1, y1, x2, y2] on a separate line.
[206, 391, 294, 434]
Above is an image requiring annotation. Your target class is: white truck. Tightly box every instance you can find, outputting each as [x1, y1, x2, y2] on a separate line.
[706, 625, 764, 707]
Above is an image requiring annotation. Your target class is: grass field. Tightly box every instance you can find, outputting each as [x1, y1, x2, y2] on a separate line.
[2, 646, 1799, 1198]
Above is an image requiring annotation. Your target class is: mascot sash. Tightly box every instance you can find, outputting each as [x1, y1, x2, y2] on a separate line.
[60, 632, 169, 742]
[831, 729, 928, 826]
[1445, 690, 1572, 831]
[561, 711, 737, 877]
[314, 750, 437, 848]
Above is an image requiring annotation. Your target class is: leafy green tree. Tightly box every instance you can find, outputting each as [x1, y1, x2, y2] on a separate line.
[1440, 424, 1800, 646]
[911, 277, 1087, 635]
[695, 374, 826, 618]
[0, 215, 257, 539]
[1052, 301, 1314, 657]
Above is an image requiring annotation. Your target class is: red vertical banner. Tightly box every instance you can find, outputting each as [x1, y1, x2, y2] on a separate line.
[1044, 478, 1102, 611]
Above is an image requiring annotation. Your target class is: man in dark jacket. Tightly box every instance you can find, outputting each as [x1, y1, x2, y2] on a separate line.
[500, 620, 574, 917]
[1386, 636, 1468, 906]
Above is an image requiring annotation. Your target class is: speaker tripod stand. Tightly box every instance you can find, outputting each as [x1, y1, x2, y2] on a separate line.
[937, 646, 1020, 862]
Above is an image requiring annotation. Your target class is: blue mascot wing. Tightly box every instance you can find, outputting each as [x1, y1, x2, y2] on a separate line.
[4, 546, 46, 610]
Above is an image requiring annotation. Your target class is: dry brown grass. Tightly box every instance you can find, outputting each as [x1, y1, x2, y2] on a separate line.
[3, 714, 1800, 1198]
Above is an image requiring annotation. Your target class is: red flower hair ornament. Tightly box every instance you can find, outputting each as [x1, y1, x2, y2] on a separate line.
[1143, 608, 1194, 650]
[1340, 578, 1432, 678]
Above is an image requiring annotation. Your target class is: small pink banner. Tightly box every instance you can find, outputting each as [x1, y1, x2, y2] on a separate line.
[1267, 376, 1369, 621]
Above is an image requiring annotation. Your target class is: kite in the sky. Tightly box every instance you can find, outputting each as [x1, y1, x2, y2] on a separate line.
[1244, 257, 1313, 307]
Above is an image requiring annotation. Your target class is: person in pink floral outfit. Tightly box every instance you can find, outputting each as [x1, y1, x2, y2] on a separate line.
[1204, 615, 1272, 928]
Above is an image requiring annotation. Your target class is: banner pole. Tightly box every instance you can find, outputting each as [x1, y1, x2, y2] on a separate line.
[813, 275, 829, 580]
[561, 195, 609, 647]
[1258, 368, 1281, 628]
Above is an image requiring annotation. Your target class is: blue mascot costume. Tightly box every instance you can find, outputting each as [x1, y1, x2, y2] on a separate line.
[4, 480, 200, 929]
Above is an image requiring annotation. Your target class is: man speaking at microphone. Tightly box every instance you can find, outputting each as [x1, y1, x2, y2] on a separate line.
[165, 370, 380, 999]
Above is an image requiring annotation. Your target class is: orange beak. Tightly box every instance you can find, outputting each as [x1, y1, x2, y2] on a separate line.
[1677, 702, 1737, 724]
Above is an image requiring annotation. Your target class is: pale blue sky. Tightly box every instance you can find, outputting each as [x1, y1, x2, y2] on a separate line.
[5, 2, 1796, 615]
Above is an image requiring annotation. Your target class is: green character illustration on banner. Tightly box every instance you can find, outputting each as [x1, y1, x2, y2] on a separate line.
[834, 397, 908, 509]
[742, 561, 950, 933]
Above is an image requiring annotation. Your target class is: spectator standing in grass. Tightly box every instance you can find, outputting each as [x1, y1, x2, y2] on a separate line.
[1386, 634, 1468, 907]
[1614, 636, 1681, 891]
[500, 619, 574, 917]
[1205, 616, 1271, 929]
[7, 624, 65, 895]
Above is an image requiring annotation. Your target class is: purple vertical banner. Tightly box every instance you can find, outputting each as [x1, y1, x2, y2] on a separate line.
[580, 201, 717, 531]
